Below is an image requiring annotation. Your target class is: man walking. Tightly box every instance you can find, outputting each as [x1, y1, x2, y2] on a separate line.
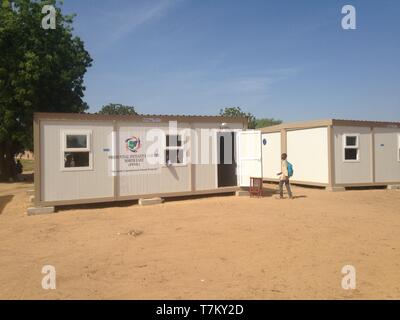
[277, 153, 293, 199]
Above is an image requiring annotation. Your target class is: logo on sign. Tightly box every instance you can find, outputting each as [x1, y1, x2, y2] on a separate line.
[125, 136, 141, 153]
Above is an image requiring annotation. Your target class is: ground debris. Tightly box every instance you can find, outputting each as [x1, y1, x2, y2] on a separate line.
[117, 229, 143, 237]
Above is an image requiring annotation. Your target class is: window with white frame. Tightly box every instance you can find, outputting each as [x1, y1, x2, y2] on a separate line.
[61, 130, 92, 170]
[343, 134, 359, 161]
[165, 134, 185, 165]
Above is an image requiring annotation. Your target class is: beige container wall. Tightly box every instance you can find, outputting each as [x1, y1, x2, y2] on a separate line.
[192, 122, 244, 190]
[192, 125, 216, 191]
[374, 127, 400, 182]
[287, 127, 329, 184]
[41, 119, 245, 202]
[334, 126, 373, 184]
[262, 132, 281, 180]
[118, 121, 245, 196]
[118, 121, 191, 196]
[41, 120, 114, 202]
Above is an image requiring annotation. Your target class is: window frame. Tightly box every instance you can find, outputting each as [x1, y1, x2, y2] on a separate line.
[61, 130, 93, 171]
[163, 133, 186, 167]
[398, 134, 400, 162]
[342, 133, 360, 162]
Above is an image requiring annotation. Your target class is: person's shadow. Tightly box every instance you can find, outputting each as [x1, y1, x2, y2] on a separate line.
[261, 185, 308, 199]
[260, 187, 277, 197]
[292, 195, 307, 199]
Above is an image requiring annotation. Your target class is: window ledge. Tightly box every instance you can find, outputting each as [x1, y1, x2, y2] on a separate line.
[61, 167, 94, 172]
[162, 163, 188, 168]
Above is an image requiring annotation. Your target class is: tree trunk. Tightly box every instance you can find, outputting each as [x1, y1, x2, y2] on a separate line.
[0, 142, 16, 181]
[0, 144, 5, 180]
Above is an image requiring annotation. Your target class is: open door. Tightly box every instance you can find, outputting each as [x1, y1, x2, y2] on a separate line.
[217, 132, 237, 187]
[237, 130, 263, 187]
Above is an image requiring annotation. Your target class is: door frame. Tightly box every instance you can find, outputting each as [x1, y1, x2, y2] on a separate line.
[216, 130, 238, 188]
[214, 129, 239, 189]
[236, 130, 263, 187]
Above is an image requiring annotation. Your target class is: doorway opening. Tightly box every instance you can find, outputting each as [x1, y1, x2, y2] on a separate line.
[217, 132, 237, 187]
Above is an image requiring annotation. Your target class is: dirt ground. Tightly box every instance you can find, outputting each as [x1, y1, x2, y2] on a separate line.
[0, 180, 399, 300]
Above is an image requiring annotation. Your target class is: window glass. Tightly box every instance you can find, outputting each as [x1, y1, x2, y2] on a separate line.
[166, 135, 182, 147]
[345, 136, 357, 146]
[165, 149, 183, 164]
[344, 148, 358, 161]
[64, 152, 90, 168]
[66, 135, 87, 149]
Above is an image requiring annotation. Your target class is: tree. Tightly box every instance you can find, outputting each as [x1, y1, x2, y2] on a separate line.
[98, 103, 138, 116]
[0, 0, 92, 180]
[219, 107, 282, 129]
[219, 107, 256, 129]
[254, 118, 282, 128]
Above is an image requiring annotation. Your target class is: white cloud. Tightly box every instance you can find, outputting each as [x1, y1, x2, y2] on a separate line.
[111, 0, 181, 41]
[204, 67, 302, 96]
[88, 0, 183, 49]
[118, 66, 302, 115]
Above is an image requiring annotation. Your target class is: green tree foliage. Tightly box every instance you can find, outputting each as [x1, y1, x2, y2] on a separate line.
[219, 106, 256, 129]
[219, 106, 281, 129]
[254, 118, 282, 128]
[0, 0, 92, 179]
[98, 103, 138, 116]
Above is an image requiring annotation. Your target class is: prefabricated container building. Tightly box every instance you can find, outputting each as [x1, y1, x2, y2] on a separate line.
[33, 112, 265, 207]
[260, 119, 400, 190]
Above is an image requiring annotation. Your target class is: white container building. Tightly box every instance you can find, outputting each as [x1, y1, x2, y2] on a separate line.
[261, 119, 400, 190]
[33, 112, 264, 208]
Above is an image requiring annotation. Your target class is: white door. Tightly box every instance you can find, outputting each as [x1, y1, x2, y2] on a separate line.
[237, 130, 263, 187]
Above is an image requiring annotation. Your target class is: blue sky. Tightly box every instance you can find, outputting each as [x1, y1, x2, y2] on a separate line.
[63, 0, 400, 122]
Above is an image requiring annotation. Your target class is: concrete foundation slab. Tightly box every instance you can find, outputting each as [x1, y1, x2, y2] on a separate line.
[326, 186, 346, 192]
[387, 185, 400, 190]
[235, 190, 250, 197]
[138, 197, 164, 206]
[27, 206, 55, 216]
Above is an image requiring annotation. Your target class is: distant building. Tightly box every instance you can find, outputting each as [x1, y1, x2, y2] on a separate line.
[17, 151, 34, 160]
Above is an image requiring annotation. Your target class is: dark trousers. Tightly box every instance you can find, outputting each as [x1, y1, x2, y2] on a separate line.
[279, 179, 293, 198]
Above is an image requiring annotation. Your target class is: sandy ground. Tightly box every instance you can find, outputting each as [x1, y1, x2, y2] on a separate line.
[0, 180, 400, 300]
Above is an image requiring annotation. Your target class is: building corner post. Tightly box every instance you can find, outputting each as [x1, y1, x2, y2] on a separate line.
[370, 126, 376, 184]
[327, 125, 336, 190]
[281, 129, 287, 154]
[112, 120, 119, 200]
[33, 116, 41, 206]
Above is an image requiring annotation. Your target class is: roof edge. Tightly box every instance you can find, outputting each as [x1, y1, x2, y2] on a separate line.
[34, 112, 249, 125]
[331, 119, 400, 128]
[260, 119, 333, 132]
[260, 118, 400, 132]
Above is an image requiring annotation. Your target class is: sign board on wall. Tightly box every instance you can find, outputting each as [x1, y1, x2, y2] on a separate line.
[110, 128, 161, 174]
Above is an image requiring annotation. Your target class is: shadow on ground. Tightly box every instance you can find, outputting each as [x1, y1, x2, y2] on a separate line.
[45, 187, 309, 213]
[0, 173, 33, 184]
[58, 200, 139, 212]
[0, 195, 14, 215]
[57, 192, 237, 212]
